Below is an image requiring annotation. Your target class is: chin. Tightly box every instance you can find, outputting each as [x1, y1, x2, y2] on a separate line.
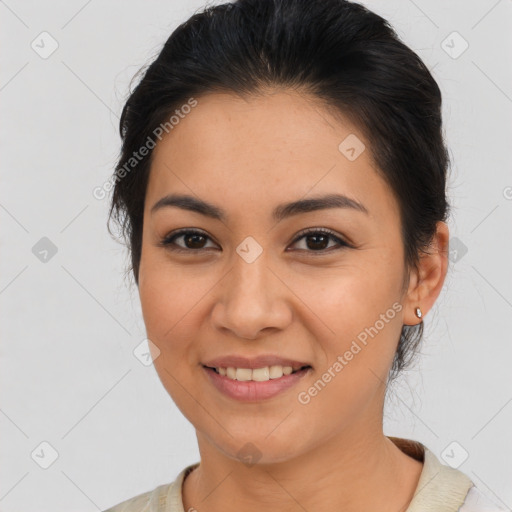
[206, 427, 308, 467]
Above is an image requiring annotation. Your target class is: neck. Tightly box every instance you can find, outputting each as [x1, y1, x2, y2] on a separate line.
[182, 423, 423, 512]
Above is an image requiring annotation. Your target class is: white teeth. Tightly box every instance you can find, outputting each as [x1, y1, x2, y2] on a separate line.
[252, 367, 270, 381]
[235, 368, 252, 381]
[214, 365, 298, 381]
[269, 365, 285, 379]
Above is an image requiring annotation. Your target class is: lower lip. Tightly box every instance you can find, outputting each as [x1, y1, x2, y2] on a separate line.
[202, 366, 311, 402]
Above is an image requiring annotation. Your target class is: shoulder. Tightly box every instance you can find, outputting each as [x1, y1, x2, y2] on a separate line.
[459, 485, 509, 512]
[102, 463, 199, 512]
[102, 482, 171, 512]
[389, 438, 506, 512]
[419, 448, 506, 511]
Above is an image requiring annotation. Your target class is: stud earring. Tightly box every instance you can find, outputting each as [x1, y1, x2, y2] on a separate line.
[415, 307, 422, 319]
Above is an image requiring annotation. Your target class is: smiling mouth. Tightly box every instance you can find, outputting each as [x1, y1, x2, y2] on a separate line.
[203, 364, 312, 382]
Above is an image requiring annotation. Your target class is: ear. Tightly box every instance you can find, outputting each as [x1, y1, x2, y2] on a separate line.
[402, 221, 450, 326]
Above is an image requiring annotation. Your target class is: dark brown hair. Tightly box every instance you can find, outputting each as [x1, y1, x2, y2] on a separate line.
[108, 0, 450, 381]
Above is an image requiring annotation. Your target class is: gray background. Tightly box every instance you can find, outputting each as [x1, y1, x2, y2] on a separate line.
[1, 0, 511, 510]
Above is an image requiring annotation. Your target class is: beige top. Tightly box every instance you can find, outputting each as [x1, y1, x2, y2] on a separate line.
[103, 437, 505, 511]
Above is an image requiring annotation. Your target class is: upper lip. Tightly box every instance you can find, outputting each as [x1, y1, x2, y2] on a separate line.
[202, 355, 311, 371]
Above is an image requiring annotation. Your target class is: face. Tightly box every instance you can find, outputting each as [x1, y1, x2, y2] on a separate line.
[138, 89, 413, 464]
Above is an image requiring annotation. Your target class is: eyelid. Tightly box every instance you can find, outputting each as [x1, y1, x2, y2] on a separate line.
[160, 227, 352, 253]
[160, 228, 218, 251]
[289, 227, 351, 248]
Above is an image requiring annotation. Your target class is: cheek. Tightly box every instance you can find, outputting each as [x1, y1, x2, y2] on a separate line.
[139, 280, 197, 354]
[138, 266, 203, 413]
[138, 244, 200, 336]
[288, 258, 404, 385]
[138, 255, 189, 355]
[138, 254, 219, 380]
[291, 256, 403, 331]
[294, 294, 403, 431]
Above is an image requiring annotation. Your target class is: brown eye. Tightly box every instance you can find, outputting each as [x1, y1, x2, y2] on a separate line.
[160, 228, 350, 254]
[160, 229, 218, 252]
[304, 233, 330, 250]
[182, 233, 207, 249]
[289, 228, 350, 253]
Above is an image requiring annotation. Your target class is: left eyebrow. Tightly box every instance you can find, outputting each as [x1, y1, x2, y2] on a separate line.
[150, 193, 369, 222]
[272, 193, 369, 222]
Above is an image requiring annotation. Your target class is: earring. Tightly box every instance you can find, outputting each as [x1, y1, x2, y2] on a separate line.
[415, 307, 423, 319]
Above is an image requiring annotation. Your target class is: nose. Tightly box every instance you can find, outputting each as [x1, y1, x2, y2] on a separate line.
[210, 252, 292, 340]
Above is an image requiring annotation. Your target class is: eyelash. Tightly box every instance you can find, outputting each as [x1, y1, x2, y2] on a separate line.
[159, 227, 351, 255]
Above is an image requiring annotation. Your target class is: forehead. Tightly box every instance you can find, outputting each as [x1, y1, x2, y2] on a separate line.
[152, 89, 356, 171]
[147, 90, 398, 223]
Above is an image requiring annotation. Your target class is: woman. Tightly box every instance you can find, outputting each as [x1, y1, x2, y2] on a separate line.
[103, 0, 504, 510]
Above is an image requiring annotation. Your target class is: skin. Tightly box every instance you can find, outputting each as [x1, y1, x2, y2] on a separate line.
[137, 89, 450, 512]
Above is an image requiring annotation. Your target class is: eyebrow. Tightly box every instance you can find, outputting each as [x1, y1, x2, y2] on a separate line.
[150, 193, 369, 222]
